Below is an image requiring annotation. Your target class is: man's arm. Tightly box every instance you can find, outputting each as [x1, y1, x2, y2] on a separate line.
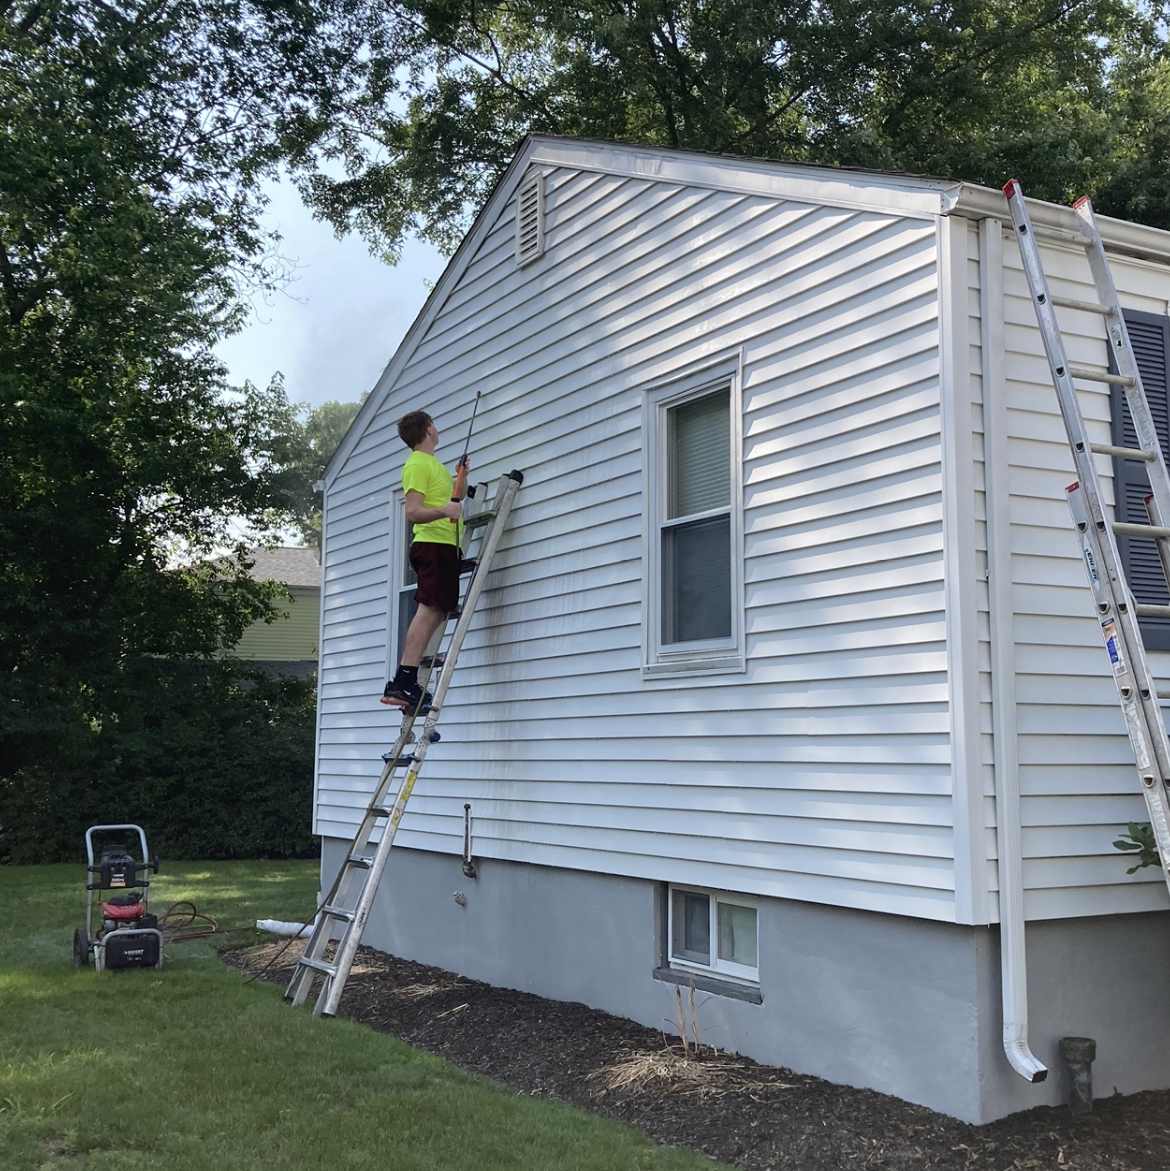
[405, 489, 461, 524]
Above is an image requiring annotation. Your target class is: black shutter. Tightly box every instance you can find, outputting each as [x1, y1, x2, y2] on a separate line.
[1112, 309, 1170, 649]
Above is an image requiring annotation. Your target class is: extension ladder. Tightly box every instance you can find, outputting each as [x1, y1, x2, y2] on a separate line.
[1004, 181, 1170, 894]
[285, 469, 525, 1015]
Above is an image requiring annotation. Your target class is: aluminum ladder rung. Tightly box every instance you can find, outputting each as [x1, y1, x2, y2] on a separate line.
[1136, 605, 1170, 620]
[1067, 361, 1135, 388]
[287, 470, 525, 1017]
[1112, 522, 1170, 541]
[298, 956, 338, 976]
[1089, 443, 1155, 462]
[1029, 222, 1090, 246]
[1051, 294, 1113, 316]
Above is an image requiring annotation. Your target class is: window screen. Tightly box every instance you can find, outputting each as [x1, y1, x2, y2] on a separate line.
[1111, 309, 1170, 649]
[662, 387, 731, 645]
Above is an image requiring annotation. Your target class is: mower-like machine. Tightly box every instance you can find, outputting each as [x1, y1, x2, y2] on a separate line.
[74, 824, 163, 972]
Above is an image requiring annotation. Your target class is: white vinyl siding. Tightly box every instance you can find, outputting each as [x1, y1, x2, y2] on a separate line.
[973, 222, 1170, 920]
[316, 143, 951, 922]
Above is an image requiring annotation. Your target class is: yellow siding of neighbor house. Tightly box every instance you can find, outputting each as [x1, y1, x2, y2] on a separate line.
[233, 587, 320, 661]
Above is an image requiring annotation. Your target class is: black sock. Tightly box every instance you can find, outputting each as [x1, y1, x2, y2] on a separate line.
[395, 664, 419, 687]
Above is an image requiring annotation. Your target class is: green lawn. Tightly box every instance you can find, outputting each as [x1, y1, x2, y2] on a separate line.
[0, 860, 721, 1171]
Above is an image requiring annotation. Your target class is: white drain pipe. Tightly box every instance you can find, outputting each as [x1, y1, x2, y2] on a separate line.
[980, 216, 1047, 1083]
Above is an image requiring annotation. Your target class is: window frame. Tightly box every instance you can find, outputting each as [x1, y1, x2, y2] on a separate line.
[1111, 308, 1170, 650]
[666, 884, 760, 985]
[642, 359, 745, 678]
[386, 491, 418, 676]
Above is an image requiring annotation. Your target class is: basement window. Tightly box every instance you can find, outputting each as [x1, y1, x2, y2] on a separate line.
[668, 885, 758, 984]
[515, 172, 544, 266]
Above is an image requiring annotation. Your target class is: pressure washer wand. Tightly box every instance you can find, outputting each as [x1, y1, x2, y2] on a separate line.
[451, 390, 482, 511]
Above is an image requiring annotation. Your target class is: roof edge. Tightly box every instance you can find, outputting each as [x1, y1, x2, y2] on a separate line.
[946, 182, 1170, 264]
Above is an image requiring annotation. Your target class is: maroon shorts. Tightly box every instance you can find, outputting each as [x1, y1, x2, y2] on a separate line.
[410, 541, 460, 612]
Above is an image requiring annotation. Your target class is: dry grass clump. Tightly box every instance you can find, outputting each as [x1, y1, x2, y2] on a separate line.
[589, 1045, 795, 1101]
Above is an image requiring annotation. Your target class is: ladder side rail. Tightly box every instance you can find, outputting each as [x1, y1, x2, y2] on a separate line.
[1073, 198, 1170, 531]
[1005, 181, 1170, 890]
[1067, 487, 1170, 880]
[315, 471, 524, 1016]
[286, 710, 424, 1005]
[1002, 185, 1115, 519]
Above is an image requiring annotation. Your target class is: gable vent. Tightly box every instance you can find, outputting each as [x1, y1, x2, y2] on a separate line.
[515, 172, 544, 266]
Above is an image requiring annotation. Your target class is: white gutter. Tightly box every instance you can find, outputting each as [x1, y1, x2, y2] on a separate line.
[949, 183, 1170, 266]
[980, 217, 1048, 1083]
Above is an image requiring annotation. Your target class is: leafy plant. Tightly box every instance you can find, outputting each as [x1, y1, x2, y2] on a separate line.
[1113, 822, 1162, 874]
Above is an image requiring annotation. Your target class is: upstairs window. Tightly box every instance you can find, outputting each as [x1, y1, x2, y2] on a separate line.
[1111, 309, 1170, 649]
[644, 365, 744, 676]
[664, 388, 732, 644]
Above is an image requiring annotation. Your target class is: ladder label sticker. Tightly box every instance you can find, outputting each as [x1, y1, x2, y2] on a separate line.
[1101, 618, 1124, 674]
[1081, 540, 1100, 587]
[1121, 698, 1152, 771]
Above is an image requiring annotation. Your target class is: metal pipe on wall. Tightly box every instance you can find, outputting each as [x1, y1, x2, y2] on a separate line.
[980, 215, 1048, 1083]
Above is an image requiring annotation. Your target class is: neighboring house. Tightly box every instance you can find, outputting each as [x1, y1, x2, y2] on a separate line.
[314, 136, 1170, 1123]
[231, 547, 321, 678]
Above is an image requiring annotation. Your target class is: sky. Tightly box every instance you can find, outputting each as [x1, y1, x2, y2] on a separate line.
[215, 178, 448, 413]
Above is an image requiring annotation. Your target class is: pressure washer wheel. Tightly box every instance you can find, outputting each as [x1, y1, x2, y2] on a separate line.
[73, 928, 90, 968]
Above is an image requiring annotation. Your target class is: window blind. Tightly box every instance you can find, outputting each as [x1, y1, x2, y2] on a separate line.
[668, 388, 730, 519]
[1112, 309, 1170, 649]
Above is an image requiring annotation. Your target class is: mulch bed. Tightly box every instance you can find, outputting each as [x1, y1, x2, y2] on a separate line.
[227, 941, 1170, 1170]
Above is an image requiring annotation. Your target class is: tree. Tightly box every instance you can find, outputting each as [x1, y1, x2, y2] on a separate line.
[288, 0, 1170, 260]
[290, 393, 370, 548]
[0, 0, 357, 832]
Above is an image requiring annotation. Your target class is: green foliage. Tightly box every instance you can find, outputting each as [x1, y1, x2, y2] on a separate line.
[289, 393, 369, 547]
[287, 0, 1170, 260]
[0, 659, 318, 864]
[0, 0, 351, 805]
[1113, 822, 1162, 874]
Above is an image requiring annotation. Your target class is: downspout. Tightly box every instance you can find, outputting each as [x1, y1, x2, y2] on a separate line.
[980, 217, 1048, 1083]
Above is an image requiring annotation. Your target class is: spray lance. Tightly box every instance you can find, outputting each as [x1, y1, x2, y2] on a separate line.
[450, 390, 482, 522]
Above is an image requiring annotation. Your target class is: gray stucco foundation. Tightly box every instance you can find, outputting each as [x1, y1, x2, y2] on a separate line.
[321, 837, 1170, 1124]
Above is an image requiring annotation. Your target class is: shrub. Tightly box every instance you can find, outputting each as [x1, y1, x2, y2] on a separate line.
[0, 658, 318, 864]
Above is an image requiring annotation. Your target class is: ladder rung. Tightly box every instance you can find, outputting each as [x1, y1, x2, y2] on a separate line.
[348, 854, 374, 869]
[379, 752, 414, 766]
[459, 558, 478, 575]
[465, 510, 498, 529]
[1050, 294, 1113, 317]
[1067, 362, 1135, 388]
[1136, 605, 1170, 619]
[297, 956, 337, 976]
[1089, 443, 1155, 462]
[322, 905, 355, 922]
[368, 805, 391, 818]
[1113, 522, 1170, 541]
[1030, 222, 1090, 246]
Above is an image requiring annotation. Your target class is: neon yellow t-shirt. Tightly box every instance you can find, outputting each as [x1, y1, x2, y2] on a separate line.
[403, 450, 460, 546]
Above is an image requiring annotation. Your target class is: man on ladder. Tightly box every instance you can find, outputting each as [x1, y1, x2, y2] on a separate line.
[382, 410, 468, 711]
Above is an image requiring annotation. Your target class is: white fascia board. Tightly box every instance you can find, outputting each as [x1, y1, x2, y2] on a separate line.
[945, 182, 1170, 265]
[322, 137, 542, 488]
[528, 136, 952, 221]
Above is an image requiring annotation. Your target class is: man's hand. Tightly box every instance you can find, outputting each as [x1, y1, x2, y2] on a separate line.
[441, 500, 463, 520]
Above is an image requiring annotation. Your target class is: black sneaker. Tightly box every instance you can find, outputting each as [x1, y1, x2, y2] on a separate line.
[380, 680, 433, 710]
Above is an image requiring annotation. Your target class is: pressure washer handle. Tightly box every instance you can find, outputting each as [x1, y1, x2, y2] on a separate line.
[450, 456, 470, 522]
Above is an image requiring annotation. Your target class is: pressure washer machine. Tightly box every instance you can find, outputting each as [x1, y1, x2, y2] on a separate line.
[74, 824, 163, 972]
